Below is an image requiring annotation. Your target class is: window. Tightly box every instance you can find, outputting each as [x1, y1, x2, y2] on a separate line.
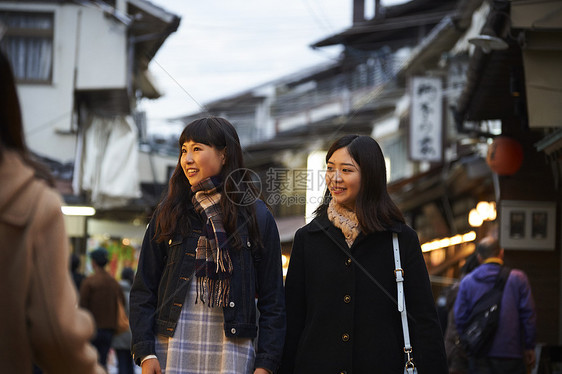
[0, 11, 54, 83]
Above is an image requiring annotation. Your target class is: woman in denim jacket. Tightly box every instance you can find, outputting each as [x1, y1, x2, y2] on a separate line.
[130, 117, 285, 374]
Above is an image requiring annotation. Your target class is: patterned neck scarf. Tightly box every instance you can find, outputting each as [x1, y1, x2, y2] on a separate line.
[327, 198, 361, 248]
[191, 176, 233, 307]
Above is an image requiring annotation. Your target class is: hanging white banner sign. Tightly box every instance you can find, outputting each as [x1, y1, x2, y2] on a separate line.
[409, 77, 443, 162]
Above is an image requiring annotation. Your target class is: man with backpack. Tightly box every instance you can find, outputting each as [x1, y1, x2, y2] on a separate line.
[454, 236, 537, 374]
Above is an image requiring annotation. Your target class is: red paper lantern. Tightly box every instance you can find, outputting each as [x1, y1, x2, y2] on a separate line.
[486, 136, 523, 175]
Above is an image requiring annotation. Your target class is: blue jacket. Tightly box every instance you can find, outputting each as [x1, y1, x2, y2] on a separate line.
[454, 262, 536, 358]
[130, 200, 286, 373]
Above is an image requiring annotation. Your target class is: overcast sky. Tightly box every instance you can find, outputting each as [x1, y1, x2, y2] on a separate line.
[142, 0, 403, 134]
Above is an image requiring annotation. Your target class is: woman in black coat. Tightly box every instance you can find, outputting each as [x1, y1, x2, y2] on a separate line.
[281, 135, 447, 374]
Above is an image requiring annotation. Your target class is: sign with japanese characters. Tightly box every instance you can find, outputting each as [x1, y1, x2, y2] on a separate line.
[409, 77, 443, 162]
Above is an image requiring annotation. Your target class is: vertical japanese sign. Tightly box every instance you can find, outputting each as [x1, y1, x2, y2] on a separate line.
[410, 77, 443, 162]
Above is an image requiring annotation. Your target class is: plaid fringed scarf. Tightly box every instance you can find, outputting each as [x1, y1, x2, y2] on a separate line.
[191, 176, 233, 307]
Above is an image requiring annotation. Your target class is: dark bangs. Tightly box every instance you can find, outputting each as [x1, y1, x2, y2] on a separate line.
[179, 117, 227, 151]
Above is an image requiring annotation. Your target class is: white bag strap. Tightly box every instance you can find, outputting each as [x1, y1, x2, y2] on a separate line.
[392, 233, 416, 372]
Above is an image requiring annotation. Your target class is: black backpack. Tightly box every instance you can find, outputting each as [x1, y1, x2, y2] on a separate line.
[459, 266, 511, 357]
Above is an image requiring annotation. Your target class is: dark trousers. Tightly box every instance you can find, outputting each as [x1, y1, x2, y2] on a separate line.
[469, 356, 526, 374]
[92, 328, 114, 368]
[115, 348, 135, 374]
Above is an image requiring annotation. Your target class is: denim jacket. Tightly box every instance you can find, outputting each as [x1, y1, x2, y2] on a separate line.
[130, 199, 286, 373]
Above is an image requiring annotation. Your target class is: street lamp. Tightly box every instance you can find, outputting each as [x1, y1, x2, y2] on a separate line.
[468, 28, 509, 53]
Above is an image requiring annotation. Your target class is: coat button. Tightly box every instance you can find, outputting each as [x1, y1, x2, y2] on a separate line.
[345, 258, 352, 266]
[343, 295, 351, 303]
[231, 328, 237, 334]
[342, 333, 350, 342]
[168, 239, 172, 245]
[229, 301, 235, 308]
[247, 241, 251, 247]
[340, 371, 347, 374]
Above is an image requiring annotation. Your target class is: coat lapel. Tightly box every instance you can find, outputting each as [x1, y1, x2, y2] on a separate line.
[308, 214, 356, 255]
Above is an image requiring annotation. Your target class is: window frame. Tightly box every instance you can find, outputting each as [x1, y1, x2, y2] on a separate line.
[0, 10, 55, 84]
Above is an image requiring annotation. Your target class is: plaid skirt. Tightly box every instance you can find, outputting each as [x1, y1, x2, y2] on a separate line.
[155, 278, 255, 374]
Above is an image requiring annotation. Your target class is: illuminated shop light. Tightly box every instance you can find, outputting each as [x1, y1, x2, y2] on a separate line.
[61, 206, 96, 216]
[421, 231, 476, 252]
[469, 201, 497, 227]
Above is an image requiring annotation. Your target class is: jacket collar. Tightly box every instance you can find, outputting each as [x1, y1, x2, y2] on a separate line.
[306, 212, 404, 234]
[483, 257, 504, 265]
[306, 213, 334, 233]
[307, 213, 352, 251]
[306, 212, 404, 251]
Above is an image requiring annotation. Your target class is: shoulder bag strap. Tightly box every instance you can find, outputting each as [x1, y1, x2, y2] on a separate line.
[495, 266, 511, 291]
[392, 233, 416, 372]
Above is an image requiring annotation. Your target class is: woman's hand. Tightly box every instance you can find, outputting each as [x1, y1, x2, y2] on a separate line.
[141, 358, 162, 374]
[254, 368, 272, 374]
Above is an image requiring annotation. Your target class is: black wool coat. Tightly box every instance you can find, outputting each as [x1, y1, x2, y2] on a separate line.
[280, 214, 447, 374]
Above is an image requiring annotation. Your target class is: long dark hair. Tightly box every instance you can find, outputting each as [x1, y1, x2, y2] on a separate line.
[0, 49, 53, 185]
[154, 117, 261, 250]
[315, 134, 404, 233]
[0, 51, 25, 156]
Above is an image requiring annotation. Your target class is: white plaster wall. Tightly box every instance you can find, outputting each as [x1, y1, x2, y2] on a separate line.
[75, 7, 127, 89]
[138, 150, 178, 184]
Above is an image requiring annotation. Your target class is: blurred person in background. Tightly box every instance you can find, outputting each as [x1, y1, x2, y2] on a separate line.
[444, 253, 480, 374]
[111, 266, 135, 374]
[80, 247, 125, 370]
[70, 253, 86, 292]
[0, 47, 104, 373]
[454, 237, 537, 374]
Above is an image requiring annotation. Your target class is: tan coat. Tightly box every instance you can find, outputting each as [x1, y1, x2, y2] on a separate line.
[0, 150, 105, 374]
